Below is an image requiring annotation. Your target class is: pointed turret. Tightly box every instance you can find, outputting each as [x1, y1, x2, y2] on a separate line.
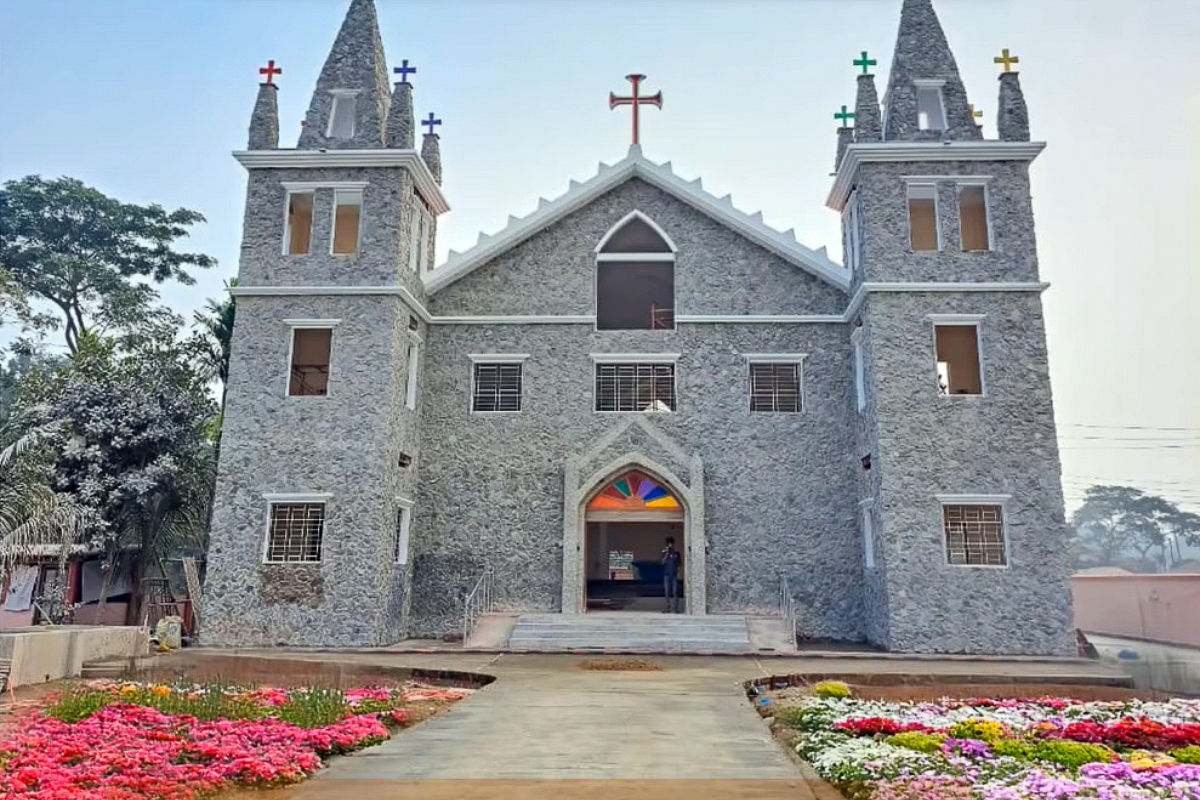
[854, 74, 882, 143]
[385, 82, 415, 149]
[997, 72, 1031, 142]
[247, 83, 279, 150]
[421, 133, 443, 184]
[835, 126, 854, 170]
[881, 0, 981, 142]
[297, 0, 390, 150]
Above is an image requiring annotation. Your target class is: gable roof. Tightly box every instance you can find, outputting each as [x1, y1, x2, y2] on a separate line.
[423, 145, 850, 294]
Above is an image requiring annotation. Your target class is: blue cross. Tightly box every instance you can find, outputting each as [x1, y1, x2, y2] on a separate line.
[393, 59, 417, 83]
[422, 112, 442, 136]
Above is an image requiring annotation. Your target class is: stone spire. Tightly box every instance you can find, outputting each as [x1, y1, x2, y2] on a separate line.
[835, 126, 854, 171]
[421, 133, 442, 184]
[247, 83, 279, 150]
[997, 72, 1031, 142]
[385, 82, 415, 149]
[297, 0, 391, 150]
[881, 0, 981, 142]
[854, 74, 882, 143]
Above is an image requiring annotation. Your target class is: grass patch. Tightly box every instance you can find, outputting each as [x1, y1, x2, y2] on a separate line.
[580, 658, 662, 671]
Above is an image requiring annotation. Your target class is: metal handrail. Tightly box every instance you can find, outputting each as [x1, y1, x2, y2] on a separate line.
[462, 566, 494, 644]
[779, 574, 797, 646]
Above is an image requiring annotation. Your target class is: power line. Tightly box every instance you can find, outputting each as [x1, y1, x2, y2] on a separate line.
[1059, 423, 1200, 432]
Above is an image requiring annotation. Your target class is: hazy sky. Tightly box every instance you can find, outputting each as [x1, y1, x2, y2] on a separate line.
[2, 0, 1197, 512]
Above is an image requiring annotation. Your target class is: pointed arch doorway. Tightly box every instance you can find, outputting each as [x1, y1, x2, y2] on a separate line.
[583, 469, 686, 612]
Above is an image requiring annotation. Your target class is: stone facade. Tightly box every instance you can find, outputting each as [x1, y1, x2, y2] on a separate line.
[203, 0, 1074, 654]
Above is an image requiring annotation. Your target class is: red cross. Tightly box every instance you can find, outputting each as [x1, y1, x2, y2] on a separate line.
[609, 74, 662, 146]
[259, 60, 282, 85]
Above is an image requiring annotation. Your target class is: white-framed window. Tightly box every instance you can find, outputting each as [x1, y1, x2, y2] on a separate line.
[331, 189, 362, 255]
[846, 193, 863, 274]
[929, 314, 985, 396]
[394, 500, 413, 565]
[404, 340, 420, 410]
[958, 183, 992, 251]
[915, 80, 947, 131]
[592, 355, 678, 412]
[595, 210, 677, 331]
[408, 202, 430, 274]
[937, 496, 1010, 567]
[852, 329, 866, 412]
[284, 191, 314, 255]
[860, 500, 876, 569]
[286, 325, 335, 397]
[746, 355, 805, 413]
[263, 500, 327, 563]
[470, 355, 527, 413]
[907, 183, 940, 252]
[327, 90, 358, 139]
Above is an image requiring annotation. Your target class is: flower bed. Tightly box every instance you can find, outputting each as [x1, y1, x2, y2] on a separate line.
[773, 693, 1200, 799]
[0, 680, 472, 799]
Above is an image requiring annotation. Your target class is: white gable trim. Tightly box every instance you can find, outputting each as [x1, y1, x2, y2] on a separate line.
[424, 145, 849, 294]
[594, 209, 677, 253]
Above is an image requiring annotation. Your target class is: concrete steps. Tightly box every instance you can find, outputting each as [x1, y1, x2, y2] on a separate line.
[506, 612, 765, 652]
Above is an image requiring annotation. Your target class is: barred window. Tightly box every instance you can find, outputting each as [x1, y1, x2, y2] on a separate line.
[472, 363, 523, 412]
[942, 504, 1006, 566]
[749, 363, 801, 412]
[595, 363, 675, 412]
[265, 503, 325, 563]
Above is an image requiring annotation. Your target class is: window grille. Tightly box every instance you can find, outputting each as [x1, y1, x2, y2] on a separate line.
[266, 503, 325, 563]
[595, 363, 675, 412]
[472, 363, 523, 412]
[942, 504, 1007, 566]
[749, 363, 801, 412]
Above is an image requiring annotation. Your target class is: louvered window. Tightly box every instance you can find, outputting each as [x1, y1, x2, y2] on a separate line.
[749, 363, 801, 412]
[472, 363, 523, 412]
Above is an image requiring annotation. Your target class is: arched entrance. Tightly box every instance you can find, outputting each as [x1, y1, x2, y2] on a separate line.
[583, 469, 686, 612]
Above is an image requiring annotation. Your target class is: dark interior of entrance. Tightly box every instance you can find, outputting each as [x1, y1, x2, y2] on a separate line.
[585, 521, 683, 612]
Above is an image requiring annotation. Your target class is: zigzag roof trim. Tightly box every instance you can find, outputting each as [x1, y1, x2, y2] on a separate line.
[423, 145, 850, 294]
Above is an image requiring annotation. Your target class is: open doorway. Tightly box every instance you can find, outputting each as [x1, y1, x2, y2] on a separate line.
[584, 470, 684, 612]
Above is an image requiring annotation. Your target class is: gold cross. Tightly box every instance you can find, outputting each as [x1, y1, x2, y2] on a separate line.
[969, 104, 983, 120]
[994, 48, 1020, 73]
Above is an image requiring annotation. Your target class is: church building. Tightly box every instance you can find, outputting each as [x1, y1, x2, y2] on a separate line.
[203, 0, 1076, 654]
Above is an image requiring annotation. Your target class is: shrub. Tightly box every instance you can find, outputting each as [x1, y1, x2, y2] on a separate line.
[992, 739, 1037, 760]
[886, 732, 946, 754]
[1033, 740, 1116, 770]
[1171, 745, 1200, 764]
[813, 680, 852, 699]
[947, 717, 1009, 744]
[777, 704, 837, 732]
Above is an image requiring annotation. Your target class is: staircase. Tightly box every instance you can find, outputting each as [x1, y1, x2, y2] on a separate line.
[505, 612, 792, 653]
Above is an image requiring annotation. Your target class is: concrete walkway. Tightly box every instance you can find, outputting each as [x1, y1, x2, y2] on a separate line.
[224, 650, 1128, 800]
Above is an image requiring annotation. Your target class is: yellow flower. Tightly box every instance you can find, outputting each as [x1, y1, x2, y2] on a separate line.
[151, 685, 171, 696]
[120, 685, 138, 694]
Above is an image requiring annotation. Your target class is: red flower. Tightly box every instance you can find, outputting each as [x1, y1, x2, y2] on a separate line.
[835, 717, 935, 736]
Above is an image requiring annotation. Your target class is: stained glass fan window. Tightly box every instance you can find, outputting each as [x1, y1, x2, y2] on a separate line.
[586, 470, 681, 512]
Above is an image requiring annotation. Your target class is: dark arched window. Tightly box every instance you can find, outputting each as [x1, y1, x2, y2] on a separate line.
[595, 211, 675, 330]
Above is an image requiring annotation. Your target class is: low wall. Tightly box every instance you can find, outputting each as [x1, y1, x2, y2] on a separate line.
[1, 626, 149, 688]
[1072, 574, 1200, 648]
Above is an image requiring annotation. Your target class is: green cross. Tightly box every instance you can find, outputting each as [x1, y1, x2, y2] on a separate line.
[853, 51, 877, 75]
[834, 105, 855, 128]
[969, 104, 983, 120]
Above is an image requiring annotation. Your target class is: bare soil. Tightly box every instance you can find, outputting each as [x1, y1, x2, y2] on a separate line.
[579, 657, 662, 671]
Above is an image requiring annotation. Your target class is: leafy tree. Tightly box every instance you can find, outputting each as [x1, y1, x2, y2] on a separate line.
[0, 176, 215, 353]
[1072, 485, 1200, 571]
[11, 329, 217, 615]
[192, 278, 237, 405]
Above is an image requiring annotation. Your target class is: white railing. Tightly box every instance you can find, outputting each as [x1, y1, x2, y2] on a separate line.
[462, 566, 494, 644]
[779, 574, 797, 646]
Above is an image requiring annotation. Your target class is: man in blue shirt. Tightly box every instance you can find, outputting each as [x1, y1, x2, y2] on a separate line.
[662, 537, 681, 613]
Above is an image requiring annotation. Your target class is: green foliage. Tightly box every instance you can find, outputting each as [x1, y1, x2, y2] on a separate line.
[1072, 484, 1200, 569]
[991, 739, 1037, 759]
[776, 704, 837, 732]
[825, 761, 873, 784]
[0, 175, 215, 353]
[813, 680, 852, 699]
[1171, 745, 1200, 764]
[946, 718, 1008, 744]
[277, 688, 349, 729]
[1030, 740, 1114, 769]
[45, 687, 116, 723]
[885, 732, 946, 753]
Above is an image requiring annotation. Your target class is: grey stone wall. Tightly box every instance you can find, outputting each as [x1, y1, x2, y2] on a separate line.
[856, 160, 1041, 285]
[862, 291, 1074, 655]
[429, 179, 846, 317]
[410, 322, 863, 641]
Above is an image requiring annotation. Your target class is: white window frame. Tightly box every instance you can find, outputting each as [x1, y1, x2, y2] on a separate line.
[590, 353, 680, 414]
[851, 328, 866, 412]
[394, 498, 414, 565]
[935, 494, 1012, 569]
[594, 210, 677, 332]
[914, 79, 947, 132]
[859, 498, 876, 569]
[743, 353, 806, 414]
[330, 188, 364, 256]
[282, 190, 315, 256]
[260, 494, 333, 565]
[928, 314, 986, 398]
[846, 192, 862, 274]
[468, 353, 529, 414]
[906, 182, 942, 252]
[956, 180, 994, 253]
[326, 89, 360, 139]
[284, 319, 341, 399]
[408, 202, 430, 274]
[404, 337, 421, 411]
